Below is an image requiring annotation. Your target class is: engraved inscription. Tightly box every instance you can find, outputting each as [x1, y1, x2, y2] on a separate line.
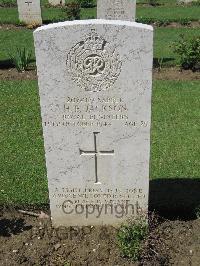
[66, 29, 122, 92]
[43, 96, 149, 128]
[79, 132, 114, 184]
[106, 0, 126, 20]
[53, 187, 146, 206]
[25, 1, 32, 5]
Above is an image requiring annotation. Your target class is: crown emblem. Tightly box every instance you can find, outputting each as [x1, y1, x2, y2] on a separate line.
[84, 29, 106, 51]
[66, 29, 122, 92]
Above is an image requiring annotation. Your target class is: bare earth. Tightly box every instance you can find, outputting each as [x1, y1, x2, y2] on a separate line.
[0, 207, 200, 266]
[0, 67, 199, 81]
[0, 21, 199, 30]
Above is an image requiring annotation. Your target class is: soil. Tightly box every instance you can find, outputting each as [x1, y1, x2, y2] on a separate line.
[0, 24, 33, 30]
[153, 219, 200, 266]
[0, 3, 17, 8]
[0, 21, 200, 30]
[0, 67, 199, 81]
[164, 21, 200, 29]
[0, 68, 37, 81]
[0, 207, 200, 266]
[153, 67, 200, 81]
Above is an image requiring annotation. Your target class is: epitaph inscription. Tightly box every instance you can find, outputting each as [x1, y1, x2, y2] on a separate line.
[34, 20, 153, 227]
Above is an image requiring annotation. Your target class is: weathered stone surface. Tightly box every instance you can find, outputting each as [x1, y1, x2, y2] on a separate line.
[97, 0, 136, 21]
[17, 0, 42, 25]
[34, 20, 153, 227]
[48, 0, 65, 6]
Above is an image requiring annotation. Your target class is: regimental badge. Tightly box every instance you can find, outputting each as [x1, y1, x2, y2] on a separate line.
[66, 29, 122, 92]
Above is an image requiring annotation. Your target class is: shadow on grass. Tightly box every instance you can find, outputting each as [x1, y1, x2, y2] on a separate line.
[0, 59, 36, 70]
[0, 218, 32, 237]
[153, 57, 175, 68]
[149, 178, 200, 220]
[43, 19, 66, 24]
[0, 59, 14, 69]
[43, 19, 54, 24]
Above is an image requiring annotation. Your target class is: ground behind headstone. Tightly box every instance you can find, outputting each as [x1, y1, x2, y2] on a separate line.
[0, 207, 200, 265]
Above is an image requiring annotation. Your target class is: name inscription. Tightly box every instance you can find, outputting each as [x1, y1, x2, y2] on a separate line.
[44, 96, 148, 128]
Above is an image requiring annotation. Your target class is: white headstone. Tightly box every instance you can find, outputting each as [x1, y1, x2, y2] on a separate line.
[48, 0, 65, 6]
[97, 0, 136, 21]
[17, 0, 42, 25]
[34, 20, 153, 227]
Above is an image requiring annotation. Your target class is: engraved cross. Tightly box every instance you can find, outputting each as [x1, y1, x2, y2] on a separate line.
[25, 1, 32, 6]
[79, 132, 114, 184]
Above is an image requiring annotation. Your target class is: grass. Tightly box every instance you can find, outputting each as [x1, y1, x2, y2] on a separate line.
[0, 0, 16, 7]
[0, 0, 50, 7]
[0, 29, 34, 64]
[0, 80, 48, 205]
[0, 7, 96, 24]
[137, 6, 200, 22]
[0, 0, 181, 6]
[0, 8, 19, 24]
[0, 4, 200, 24]
[0, 80, 199, 204]
[117, 219, 148, 260]
[42, 7, 66, 23]
[137, 0, 180, 4]
[151, 80, 200, 179]
[1, 27, 200, 67]
[0, 7, 65, 24]
[154, 28, 200, 66]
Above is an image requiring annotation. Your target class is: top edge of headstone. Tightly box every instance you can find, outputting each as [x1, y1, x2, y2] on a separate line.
[34, 19, 153, 34]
